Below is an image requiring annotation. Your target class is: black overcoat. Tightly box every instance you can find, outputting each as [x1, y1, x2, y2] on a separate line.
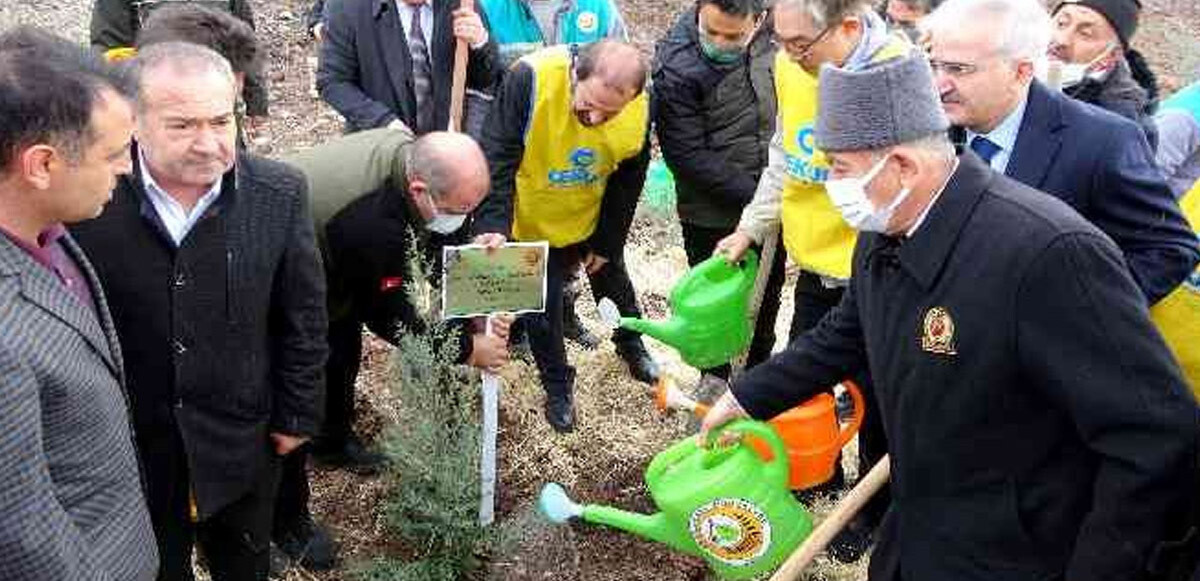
[734, 153, 1199, 580]
[71, 150, 328, 518]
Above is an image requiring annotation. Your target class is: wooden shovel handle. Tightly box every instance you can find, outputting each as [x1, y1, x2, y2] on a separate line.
[769, 455, 892, 581]
[448, 0, 474, 132]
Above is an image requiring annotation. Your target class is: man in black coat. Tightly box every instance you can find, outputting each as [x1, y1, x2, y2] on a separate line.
[703, 53, 1200, 581]
[651, 0, 785, 387]
[270, 129, 512, 569]
[318, 0, 501, 134]
[71, 43, 327, 581]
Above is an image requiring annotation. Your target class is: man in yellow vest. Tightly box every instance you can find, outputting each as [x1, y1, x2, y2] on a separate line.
[713, 0, 910, 562]
[474, 40, 656, 432]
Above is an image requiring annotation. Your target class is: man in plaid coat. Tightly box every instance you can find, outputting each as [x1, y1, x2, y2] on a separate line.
[0, 28, 157, 581]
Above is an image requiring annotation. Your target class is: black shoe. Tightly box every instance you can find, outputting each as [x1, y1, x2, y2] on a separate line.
[273, 513, 338, 571]
[544, 393, 576, 433]
[310, 435, 387, 474]
[827, 512, 876, 563]
[616, 343, 660, 384]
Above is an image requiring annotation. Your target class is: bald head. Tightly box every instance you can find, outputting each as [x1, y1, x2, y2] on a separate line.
[406, 132, 489, 217]
[571, 40, 647, 127]
[576, 40, 648, 97]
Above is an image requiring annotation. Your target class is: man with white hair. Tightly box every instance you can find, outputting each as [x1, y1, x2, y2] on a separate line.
[71, 42, 327, 580]
[703, 52, 1199, 581]
[924, 0, 1197, 305]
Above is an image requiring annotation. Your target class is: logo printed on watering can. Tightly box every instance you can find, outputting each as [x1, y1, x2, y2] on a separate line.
[688, 498, 772, 567]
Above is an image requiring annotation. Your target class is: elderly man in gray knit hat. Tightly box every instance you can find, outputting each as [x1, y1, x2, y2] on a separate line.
[702, 53, 1199, 580]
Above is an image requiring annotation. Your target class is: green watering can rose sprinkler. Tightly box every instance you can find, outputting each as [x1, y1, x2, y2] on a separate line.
[537, 420, 814, 579]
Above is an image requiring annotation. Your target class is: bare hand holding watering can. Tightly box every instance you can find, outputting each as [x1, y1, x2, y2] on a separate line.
[698, 389, 751, 445]
[714, 230, 754, 263]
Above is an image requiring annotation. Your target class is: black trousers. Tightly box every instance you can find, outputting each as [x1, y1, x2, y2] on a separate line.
[274, 315, 362, 534]
[680, 223, 787, 379]
[791, 269, 889, 519]
[526, 245, 644, 395]
[150, 429, 281, 581]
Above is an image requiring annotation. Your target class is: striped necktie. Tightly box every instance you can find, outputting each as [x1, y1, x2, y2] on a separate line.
[408, 3, 434, 133]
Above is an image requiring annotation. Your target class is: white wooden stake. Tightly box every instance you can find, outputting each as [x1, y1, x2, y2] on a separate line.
[479, 316, 500, 525]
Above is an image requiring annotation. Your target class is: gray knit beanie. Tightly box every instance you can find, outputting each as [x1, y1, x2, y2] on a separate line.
[814, 54, 949, 153]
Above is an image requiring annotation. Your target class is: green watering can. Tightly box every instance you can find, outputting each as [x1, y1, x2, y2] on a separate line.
[538, 420, 813, 579]
[601, 251, 758, 369]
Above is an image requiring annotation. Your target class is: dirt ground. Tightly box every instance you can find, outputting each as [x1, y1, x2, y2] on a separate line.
[2, 0, 1199, 579]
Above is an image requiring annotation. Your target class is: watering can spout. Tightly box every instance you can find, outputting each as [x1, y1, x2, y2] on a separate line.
[582, 506, 699, 556]
[619, 316, 687, 351]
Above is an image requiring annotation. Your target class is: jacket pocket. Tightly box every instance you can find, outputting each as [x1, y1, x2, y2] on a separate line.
[904, 481, 1059, 578]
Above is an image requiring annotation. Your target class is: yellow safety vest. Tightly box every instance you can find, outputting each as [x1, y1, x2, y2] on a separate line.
[1150, 182, 1200, 397]
[775, 36, 910, 279]
[512, 46, 649, 247]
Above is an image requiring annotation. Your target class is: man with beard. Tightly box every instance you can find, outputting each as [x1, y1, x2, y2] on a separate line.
[474, 39, 658, 432]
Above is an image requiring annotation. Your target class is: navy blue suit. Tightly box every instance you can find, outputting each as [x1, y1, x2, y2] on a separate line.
[962, 81, 1198, 305]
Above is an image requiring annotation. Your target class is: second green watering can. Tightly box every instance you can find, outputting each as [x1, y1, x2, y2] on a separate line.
[538, 420, 813, 579]
[613, 251, 758, 369]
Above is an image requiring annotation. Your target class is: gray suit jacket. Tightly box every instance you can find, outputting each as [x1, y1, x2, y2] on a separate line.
[0, 232, 157, 581]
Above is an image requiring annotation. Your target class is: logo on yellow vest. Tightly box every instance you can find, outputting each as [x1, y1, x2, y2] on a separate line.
[921, 306, 957, 356]
[548, 147, 600, 187]
[785, 125, 829, 184]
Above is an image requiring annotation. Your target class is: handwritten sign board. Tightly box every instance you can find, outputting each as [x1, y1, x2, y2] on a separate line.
[441, 242, 548, 319]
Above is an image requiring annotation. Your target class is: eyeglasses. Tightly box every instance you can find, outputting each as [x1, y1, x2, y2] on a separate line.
[773, 24, 834, 57]
[928, 58, 982, 78]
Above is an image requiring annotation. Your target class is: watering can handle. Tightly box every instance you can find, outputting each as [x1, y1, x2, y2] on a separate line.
[646, 434, 701, 484]
[702, 419, 790, 491]
[837, 380, 866, 449]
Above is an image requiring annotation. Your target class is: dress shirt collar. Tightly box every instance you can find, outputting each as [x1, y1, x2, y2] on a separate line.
[965, 89, 1029, 171]
[138, 149, 224, 246]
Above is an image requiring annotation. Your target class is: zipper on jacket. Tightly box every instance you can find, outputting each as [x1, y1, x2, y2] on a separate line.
[226, 248, 235, 323]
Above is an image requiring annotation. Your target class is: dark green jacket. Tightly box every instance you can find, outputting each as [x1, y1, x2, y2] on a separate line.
[282, 128, 476, 362]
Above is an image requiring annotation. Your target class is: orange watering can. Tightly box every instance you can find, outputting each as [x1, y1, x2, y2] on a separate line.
[655, 377, 866, 491]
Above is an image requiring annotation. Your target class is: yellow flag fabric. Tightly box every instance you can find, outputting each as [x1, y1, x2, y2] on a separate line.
[1150, 181, 1200, 396]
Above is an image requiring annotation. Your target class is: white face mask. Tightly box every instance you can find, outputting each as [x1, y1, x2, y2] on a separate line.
[424, 193, 468, 234]
[1053, 43, 1116, 89]
[825, 154, 912, 233]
